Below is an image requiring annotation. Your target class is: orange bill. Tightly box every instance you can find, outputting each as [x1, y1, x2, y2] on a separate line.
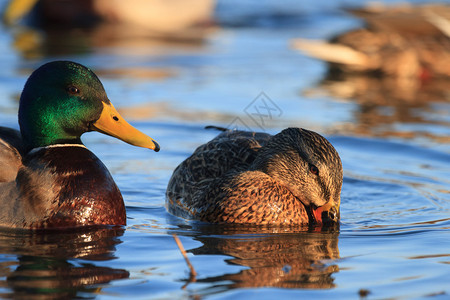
[312, 199, 340, 224]
[92, 102, 160, 152]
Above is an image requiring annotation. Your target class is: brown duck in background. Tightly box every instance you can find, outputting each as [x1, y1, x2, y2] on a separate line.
[291, 3, 450, 141]
[292, 3, 450, 80]
[166, 127, 343, 226]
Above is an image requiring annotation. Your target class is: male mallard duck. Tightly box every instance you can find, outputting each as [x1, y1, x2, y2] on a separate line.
[0, 61, 159, 229]
[166, 127, 342, 225]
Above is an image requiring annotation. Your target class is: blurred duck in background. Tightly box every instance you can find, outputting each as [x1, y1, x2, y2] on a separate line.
[292, 2, 450, 115]
[3, 0, 214, 33]
[2, 0, 215, 59]
[292, 3, 450, 81]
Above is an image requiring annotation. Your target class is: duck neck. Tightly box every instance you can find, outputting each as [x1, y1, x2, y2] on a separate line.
[21, 128, 84, 153]
[19, 109, 85, 152]
[18, 89, 89, 152]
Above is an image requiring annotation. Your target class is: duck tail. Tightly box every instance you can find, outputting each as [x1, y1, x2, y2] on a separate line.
[204, 125, 229, 132]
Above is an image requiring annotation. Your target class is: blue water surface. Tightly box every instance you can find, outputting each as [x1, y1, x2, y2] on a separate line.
[0, 0, 449, 299]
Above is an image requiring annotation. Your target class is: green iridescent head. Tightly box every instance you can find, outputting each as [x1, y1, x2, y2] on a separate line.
[19, 61, 106, 150]
[18, 61, 159, 152]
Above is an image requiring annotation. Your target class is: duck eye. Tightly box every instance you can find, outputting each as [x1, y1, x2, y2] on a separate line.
[309, 164, 319, 176]
[67, 86, 80, 94]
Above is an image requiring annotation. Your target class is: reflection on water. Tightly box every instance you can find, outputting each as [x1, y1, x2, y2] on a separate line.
[0, 227, 129, 298]
[174, 225, 339, 291]
[11, 24, 211, 60]
[306, 73, 450, 142]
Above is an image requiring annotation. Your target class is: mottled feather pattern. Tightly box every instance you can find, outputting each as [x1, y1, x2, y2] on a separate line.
[166, 127, 343, 225]
[192, 171, 309, 225]
[167, 130, 271, 210]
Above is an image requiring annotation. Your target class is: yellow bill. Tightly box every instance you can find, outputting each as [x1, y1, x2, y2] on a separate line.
[92, 102, 160, 152]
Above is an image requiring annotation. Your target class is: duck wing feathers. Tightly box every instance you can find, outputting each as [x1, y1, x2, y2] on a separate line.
[0, 127, 24, 182]
[166, 130, 273, 218]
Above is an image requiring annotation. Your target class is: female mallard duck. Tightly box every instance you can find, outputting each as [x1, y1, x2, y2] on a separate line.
[0, 61, 159, 229]
[292, 4, 450, 80]
[166, 127, 342, 226]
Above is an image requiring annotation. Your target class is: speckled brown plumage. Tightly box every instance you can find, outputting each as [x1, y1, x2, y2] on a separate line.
[166, 127, 343, 225]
